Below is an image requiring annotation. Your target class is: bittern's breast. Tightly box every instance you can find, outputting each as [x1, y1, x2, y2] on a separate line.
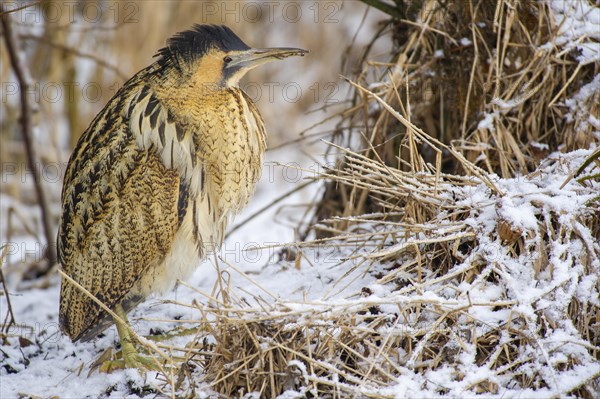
[192, 88, 266, 215]
[153, 85, 267, 237]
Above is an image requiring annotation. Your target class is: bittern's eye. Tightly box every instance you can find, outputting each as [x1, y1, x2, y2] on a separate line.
[223, 56, 233, 64]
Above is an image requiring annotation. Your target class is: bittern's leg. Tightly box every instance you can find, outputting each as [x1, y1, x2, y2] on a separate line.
[114, 304, 143, 369]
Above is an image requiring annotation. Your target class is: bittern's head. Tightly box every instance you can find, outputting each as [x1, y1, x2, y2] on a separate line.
[156, 24, 307, 88]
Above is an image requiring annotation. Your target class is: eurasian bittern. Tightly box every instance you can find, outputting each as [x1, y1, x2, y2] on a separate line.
[58, 24, 306, 370]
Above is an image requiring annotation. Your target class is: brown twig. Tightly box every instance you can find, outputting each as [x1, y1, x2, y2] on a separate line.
[0, 245, 16, 341]
[0, 1, 42, 16]
[1, 8, 57, 268]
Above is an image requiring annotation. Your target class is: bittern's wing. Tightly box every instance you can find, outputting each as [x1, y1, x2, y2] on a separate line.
[58, 82, 196, 342]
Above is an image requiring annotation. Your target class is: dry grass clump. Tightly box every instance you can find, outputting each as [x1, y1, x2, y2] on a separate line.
[195, 303, 403, 398]
[164, 1, 600, 397]
[315, 0, 599, 225]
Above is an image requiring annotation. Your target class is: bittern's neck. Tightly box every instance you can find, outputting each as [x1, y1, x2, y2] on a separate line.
[148, 73, 226, 101]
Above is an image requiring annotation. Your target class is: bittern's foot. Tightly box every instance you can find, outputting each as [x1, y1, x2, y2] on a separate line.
[88, 304, 168, 374]
[99, 351, 163, 373]
[88, 347, 164, 374]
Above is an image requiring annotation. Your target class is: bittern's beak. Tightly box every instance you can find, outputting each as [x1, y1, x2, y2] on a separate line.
[227, 47, 308, 70]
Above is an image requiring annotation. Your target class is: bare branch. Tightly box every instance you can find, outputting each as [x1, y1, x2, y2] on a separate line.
[0, 245, 16, 341]
[1, 7, 57, 269]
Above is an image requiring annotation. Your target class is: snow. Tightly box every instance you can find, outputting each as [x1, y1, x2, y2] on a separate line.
[476, 113, 495, 132]
[547, 0, 600, 65]
[564, 74, 600, 138]
[459, 37, 472, 47]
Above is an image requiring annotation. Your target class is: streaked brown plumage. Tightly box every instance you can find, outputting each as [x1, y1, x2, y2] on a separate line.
[58, 25, 306, 361]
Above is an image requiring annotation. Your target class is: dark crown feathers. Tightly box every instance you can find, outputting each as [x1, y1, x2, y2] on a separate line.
[156, 24, 250, 65]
